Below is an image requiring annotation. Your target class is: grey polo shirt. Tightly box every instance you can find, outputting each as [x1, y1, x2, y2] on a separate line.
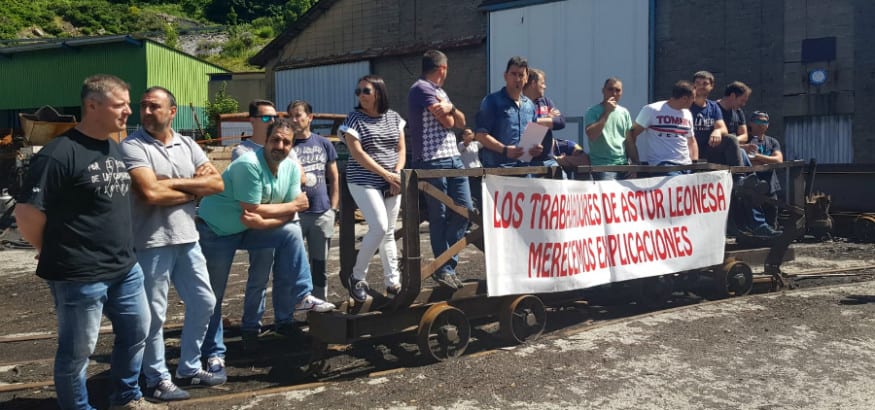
[120, 129, 209, 250]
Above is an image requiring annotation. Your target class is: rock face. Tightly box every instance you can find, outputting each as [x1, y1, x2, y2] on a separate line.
[153, 32, 229, 57]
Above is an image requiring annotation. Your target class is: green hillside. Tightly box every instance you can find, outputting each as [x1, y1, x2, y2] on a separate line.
[0, 0, 316, 71]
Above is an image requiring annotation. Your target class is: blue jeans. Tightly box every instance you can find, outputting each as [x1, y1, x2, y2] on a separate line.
[48, 264, 149, 410]
[241, 248, 275, 333]
[737, 153, 769, 229]
[137, 243, 215, 385]
[417, 156, 473, 275]
[197, 220, 313, 360]
[656, 161, 691, 177]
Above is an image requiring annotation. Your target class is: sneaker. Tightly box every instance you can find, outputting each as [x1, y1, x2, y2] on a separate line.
[207, 356, 224, 374]
[750, 223, 782, 237]
[386, 284, 401, 299]
[296, 294, 336, 312]
[109, 397, 167, 409]
[452, 275, 465, 288]
[144, 380, 190, 402]
[432, 271, 459, 290]
[176, 368, 226, 387]
[349, 278, 370, 302]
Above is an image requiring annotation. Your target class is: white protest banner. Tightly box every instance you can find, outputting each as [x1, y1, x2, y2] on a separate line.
[483, 171, 732, 297]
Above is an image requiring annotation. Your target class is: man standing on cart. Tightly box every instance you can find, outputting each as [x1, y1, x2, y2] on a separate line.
[408, 49, 471, 290]
[475, 56, 543, 168]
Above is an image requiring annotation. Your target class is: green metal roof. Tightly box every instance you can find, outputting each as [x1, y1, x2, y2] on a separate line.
[0, 35, 229, 131]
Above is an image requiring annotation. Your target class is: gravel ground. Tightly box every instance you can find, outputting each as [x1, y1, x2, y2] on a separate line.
[172, 278, 875, 410]
[0, 225, 873, 409]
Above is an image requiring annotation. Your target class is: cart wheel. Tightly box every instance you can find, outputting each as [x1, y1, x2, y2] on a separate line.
[305, 340, 330, 378]
[716, 261, 754, 298]
[499, 295, 546, 344]
[417, 303, 470, 361]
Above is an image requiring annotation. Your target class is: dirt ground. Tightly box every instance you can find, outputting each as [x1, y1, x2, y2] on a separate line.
[0, 224, 873, 409]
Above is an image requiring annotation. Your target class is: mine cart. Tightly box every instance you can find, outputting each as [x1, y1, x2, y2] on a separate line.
[305, 160, 812, 372]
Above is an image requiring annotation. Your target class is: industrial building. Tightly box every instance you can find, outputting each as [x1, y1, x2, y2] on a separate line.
[0, 35, 229, 135]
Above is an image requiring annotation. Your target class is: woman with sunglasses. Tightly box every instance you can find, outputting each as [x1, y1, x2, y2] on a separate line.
[339, 75, 406, 302]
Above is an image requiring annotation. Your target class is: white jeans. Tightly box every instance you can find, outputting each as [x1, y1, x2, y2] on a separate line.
[347, 183, 401, 287]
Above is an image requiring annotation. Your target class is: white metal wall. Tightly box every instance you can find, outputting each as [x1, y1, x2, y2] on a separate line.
[275, 61, 370, 115]
[487, 0, 650, 150]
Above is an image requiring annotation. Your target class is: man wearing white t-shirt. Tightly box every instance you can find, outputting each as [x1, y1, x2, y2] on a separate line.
[627, 81, 699, 175]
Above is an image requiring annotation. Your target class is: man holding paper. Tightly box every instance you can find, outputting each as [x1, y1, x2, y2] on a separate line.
[475, 56, 543, 167]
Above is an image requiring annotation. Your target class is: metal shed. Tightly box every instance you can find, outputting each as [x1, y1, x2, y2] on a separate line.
[0, 35, 229, 133]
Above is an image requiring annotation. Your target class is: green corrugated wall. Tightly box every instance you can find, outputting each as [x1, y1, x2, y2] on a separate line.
[0, 44, 147, 110]
[0, 39, 228, 132]
[144, 42, 227, 132]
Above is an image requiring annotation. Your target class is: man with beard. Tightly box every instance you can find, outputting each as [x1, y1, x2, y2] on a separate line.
[232, 99, 303, 351]
[197, 118, 335, 377]
[121, 86, 226, 401]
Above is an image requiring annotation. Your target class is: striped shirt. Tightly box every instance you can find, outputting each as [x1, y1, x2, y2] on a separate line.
[340, 109, 406, 189]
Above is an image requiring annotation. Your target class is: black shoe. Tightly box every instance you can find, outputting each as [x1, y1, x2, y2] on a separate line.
[386, 284, 401, 299]
[275, 322, 303, 338]
[349, 278, 370, 302]
[432, 271, 459, 290]
[241, 330, 259, 353]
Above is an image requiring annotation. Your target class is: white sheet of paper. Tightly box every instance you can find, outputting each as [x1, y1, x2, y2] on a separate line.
[518, 122, 549, 162]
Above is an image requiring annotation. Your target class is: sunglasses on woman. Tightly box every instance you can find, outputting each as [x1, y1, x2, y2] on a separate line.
[354, 87, 374, 96]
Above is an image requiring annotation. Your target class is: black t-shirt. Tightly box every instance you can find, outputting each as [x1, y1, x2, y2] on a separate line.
[17, 129, 136, 282]
[718, 103, 746, 136]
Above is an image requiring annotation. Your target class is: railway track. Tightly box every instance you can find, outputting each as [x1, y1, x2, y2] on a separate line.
[2, 264, 873, 409]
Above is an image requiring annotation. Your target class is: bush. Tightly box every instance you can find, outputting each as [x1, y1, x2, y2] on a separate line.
[205, 81, 239, 135]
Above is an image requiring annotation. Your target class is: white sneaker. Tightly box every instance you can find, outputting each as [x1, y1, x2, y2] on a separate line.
[296, 294, 336, 312]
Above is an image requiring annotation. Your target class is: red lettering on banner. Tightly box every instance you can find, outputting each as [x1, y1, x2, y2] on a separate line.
[596, 237, 607, 269]
[528, 192, 607, 230]
[527, 225, 695, 278]
[602, 193, 618, 224]
[668, 182, 728, 218]
[494, 191, 526, 229]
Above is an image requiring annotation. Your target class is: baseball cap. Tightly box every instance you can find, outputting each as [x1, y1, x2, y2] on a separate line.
[750, 111, 769, 123]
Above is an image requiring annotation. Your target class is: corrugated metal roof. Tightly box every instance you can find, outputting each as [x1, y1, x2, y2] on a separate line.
[478, 0, 565, 12]
[0, 35, 141, 55]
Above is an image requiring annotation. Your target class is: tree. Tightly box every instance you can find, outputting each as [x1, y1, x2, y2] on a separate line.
[204, 82, 239, 140]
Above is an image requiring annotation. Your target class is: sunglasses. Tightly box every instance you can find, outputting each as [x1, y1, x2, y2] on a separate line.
[258, 115, 278, 123]
[354, 88, 374, 96]
[751, 119, 769, 125]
